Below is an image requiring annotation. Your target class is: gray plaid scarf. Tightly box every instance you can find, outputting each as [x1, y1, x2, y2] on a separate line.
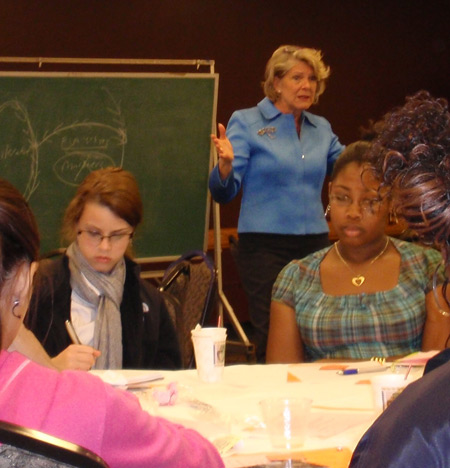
[67, 242, 125, 369]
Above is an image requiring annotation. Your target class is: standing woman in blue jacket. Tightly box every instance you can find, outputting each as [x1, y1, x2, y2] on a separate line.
[209, 45, 345, 361]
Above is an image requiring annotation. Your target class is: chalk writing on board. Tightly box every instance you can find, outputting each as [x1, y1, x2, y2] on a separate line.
[0, 87, 127, 199]
[0, 73, 217, 257]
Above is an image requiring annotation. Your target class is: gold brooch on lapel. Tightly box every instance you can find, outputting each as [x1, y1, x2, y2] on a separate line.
[257, 127, 276, 139]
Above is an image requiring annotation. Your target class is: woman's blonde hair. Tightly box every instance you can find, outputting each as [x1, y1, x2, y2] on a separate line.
[263, 45, 330, 104]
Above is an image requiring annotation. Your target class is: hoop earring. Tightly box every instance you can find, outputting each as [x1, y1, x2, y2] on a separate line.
[12, 299, 21, 319]
[324, 204, 331, 220]
[389, 210, 398, 225]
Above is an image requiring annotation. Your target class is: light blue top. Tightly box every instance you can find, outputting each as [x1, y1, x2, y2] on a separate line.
[209, 97, 344, 234]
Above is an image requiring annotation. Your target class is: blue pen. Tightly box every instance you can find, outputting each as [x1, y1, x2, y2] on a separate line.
[337, 366, 388, 376]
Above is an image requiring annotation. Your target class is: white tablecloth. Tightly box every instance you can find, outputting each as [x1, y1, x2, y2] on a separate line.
[91, 362, 423, 461]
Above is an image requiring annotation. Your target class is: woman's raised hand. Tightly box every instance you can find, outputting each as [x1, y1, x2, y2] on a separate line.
[51, 344, 101, 371]
[211, 123, 234, 180]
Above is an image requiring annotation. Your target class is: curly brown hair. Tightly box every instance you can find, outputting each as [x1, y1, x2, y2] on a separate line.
[369, 91, 450, 322]
[369, 91, 450, 257]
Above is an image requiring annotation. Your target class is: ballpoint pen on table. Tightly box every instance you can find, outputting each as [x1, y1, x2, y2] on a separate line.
[337, 366, 389, 376]
[65, 320, 81, 345]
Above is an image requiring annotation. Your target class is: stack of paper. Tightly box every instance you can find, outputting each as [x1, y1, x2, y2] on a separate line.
[393, 350, 440, 366]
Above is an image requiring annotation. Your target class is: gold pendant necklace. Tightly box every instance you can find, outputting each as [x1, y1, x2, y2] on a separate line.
[334, 238, 390, 287]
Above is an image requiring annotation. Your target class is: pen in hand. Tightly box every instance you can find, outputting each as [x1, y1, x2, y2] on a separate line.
[337, 366, 389, 376]
[65, 320, 81, 345]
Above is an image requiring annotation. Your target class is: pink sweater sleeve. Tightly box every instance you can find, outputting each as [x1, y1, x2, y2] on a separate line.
[97, 380, 225, 468]
[0, 352, 224, 468]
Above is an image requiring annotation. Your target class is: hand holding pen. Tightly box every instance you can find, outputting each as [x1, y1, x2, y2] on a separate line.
[49, 321, 101, 371]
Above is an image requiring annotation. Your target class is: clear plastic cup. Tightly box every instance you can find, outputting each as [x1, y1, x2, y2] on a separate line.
[259, 397, 312, 449]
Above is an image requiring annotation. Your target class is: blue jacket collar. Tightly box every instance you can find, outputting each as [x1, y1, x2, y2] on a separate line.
[257, 97, 318, 127]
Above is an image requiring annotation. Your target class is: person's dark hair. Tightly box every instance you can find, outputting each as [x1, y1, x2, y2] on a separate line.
[369, 90, 450, 322]
[0, 178, 40, 347]
[369, 91, 450, 257]
[61, 167, 143, 244]
[330, 140, 372, 181]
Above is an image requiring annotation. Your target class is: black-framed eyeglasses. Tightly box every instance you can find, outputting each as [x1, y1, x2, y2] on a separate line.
[77, 229, 134, 246]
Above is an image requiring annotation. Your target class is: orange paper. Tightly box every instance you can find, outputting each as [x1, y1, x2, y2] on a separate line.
[268, 446, 352, 468]
[355, 379, 371, 385]
[319, 364, 348, 371]
[287, 372, 302, 382]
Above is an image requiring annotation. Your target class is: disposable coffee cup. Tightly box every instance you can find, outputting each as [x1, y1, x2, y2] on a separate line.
[191, 327, 227, 383]
[259, 397, 312, 450]
[371, 373, 411, 412]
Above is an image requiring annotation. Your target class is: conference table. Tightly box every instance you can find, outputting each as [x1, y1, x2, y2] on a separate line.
[91, 361, 425, 468]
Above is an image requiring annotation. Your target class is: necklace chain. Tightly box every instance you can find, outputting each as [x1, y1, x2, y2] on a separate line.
[334, 238, 390, 287]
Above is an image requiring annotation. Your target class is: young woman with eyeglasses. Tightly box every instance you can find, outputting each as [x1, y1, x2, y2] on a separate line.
[25, 167, 181, 371]
[266, 140, 445, 363]
[0, 177, 223, 468]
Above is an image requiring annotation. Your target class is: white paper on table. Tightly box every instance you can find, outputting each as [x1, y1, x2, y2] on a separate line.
[308, 412, 375, 438]
[90, 370, 164, 388]
[393, 350, 439, 366]
[287, 361, 388, 382]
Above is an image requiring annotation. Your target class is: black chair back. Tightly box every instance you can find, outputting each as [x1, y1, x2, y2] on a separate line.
[0, 420, 109, 468]
[159, 250, 217, 368]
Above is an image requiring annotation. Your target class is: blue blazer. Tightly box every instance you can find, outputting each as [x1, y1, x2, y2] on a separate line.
[209, 97, 344, 235]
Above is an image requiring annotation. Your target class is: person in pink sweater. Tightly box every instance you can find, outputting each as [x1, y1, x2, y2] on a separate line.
[0, 177, 224, 468]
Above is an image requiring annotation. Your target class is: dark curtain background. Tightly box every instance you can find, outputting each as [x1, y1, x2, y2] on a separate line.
[1, 0, 448, 324]
[1, 0, 448, 226]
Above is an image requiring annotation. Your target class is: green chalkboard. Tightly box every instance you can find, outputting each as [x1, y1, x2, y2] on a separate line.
[0, 71, 217, 259]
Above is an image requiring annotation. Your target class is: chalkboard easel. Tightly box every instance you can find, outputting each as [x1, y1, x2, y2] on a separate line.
[0, 56, 252, 350]
[0, 66, 217, 260]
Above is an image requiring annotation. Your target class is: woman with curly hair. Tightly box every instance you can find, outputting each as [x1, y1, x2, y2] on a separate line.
[266, 140, 444, 363]
[370, 90, 450, 350]
[350, 90, 450, 468]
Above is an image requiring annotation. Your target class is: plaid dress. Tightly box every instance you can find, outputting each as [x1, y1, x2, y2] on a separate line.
[272, 237, 443, 360]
